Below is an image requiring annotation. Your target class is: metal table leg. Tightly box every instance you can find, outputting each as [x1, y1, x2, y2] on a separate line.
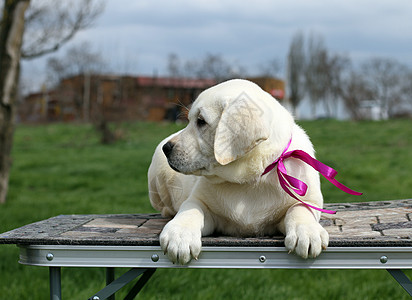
[89, 268, 156, 300]
[49, 267, 62, 300]
[387, 269, 412, 297]
[124, 268, 156, 300]
[106, 268, 116, 300]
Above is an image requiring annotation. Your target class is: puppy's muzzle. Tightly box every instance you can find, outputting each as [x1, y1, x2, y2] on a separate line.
[162, 141, 174, 158]
[162, 141, 181, 172]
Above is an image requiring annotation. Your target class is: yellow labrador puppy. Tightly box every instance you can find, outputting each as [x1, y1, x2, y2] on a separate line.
[148, 79, 329, 264]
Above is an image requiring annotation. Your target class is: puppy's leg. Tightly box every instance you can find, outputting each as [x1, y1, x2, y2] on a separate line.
[279, 203, 329, 259]
[160, 199, 214, 264]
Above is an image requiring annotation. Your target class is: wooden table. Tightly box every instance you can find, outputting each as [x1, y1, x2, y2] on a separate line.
[1, 199, 412, 299]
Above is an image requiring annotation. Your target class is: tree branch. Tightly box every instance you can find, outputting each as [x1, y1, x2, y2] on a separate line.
[21, 0, 105, 60]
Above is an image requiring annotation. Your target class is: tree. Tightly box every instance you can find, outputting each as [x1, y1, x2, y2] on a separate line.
[340, 70, 374, 120]
[46, 41, 106, 88]
[21, 0, 104, 59]
[361, 57, 409, 118]
[259, 58, 282, 78]
[0, 0, 104, 203]
[286, 31, 305, 116]
[167, 53, 246, 82]
[167, 53, 182, 78]
[190, 53, 245, 81]
[46, 42, 107, 123]
[324, 53, 350, 118]
[399, 71, 412, 114]
[0, 0, 30, 204]
[46, 43, 118, 143]
[304, 33, 330, 118]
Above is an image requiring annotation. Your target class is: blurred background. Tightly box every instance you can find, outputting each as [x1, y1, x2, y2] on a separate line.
[16, 0, 412, 123]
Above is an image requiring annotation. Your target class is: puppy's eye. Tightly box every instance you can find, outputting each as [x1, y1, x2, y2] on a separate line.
[197, 116, 207, 127]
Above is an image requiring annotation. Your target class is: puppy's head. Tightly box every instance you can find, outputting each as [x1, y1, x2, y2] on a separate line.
[163, 79, 293, 180]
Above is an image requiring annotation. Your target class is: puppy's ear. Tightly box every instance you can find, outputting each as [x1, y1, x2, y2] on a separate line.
[214, 96, 269, 165]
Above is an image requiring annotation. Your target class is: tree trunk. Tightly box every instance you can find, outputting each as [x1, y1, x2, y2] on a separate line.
[0, 0, 30, 203]
[310, 100, 317, 119]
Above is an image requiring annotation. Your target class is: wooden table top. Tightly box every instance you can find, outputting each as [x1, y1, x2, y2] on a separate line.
[1, 200, 411, 248]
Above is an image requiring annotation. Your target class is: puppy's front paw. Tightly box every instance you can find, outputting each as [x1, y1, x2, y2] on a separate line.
[159, 221, 202, 264]
[285, 222, 329, 259]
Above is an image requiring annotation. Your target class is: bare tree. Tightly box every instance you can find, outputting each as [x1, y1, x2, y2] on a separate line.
[361, 57, 409, 118]
[303, 33, 350, 119]
[322, 53, 350, 118]
[0, 0, 30, 204]
[304, 33, 329, 118]
[194, 54, 241, 81]
[46, 42, 106, 121]
[399, 71, 412, 115]
[340, 70, 374, 120]
[167, 53, 182, 78]
[46, 42, 106, 87]
[22, 0, 105, 59]
[170, 53, 246, 82]
[0, 0, 104, 203]
[286, 31, 305, 116]
[46, 43, 117, 142]
[182, 59, 200, 78]
[260, 58, 282, 78]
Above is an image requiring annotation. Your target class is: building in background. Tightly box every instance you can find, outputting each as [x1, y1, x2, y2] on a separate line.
[247, 76, 285, 100]
[18, 75, 285, 123]
[359, 100, 388, 121]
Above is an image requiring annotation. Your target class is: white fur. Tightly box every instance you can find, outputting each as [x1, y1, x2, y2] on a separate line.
[148, 79, 329, 264]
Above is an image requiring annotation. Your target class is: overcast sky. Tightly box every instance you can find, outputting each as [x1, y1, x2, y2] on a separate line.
[22, 0, 412, 89]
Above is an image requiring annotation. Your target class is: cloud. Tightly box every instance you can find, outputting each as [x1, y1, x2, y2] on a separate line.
[22, 0, 412, 88]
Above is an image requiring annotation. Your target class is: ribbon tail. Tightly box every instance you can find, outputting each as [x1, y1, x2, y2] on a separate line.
[323, 176, 363, 196]
[277, 169, 336, 214]
[288, 150, 363, 196]
[282, 172, 307, 196]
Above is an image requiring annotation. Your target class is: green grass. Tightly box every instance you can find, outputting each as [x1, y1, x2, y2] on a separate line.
[1, 119, 411, 299]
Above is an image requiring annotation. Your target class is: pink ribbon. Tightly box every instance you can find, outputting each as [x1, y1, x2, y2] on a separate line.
[262, 138, 362, 214]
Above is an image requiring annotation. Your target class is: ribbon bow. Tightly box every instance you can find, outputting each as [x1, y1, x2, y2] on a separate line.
[262, 138, 362, 214]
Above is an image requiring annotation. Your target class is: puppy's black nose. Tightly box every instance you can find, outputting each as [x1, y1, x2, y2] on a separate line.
[162, 141, 174, 158]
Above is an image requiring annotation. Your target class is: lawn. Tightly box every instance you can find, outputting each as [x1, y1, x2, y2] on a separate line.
[0, 119, 411, 299]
